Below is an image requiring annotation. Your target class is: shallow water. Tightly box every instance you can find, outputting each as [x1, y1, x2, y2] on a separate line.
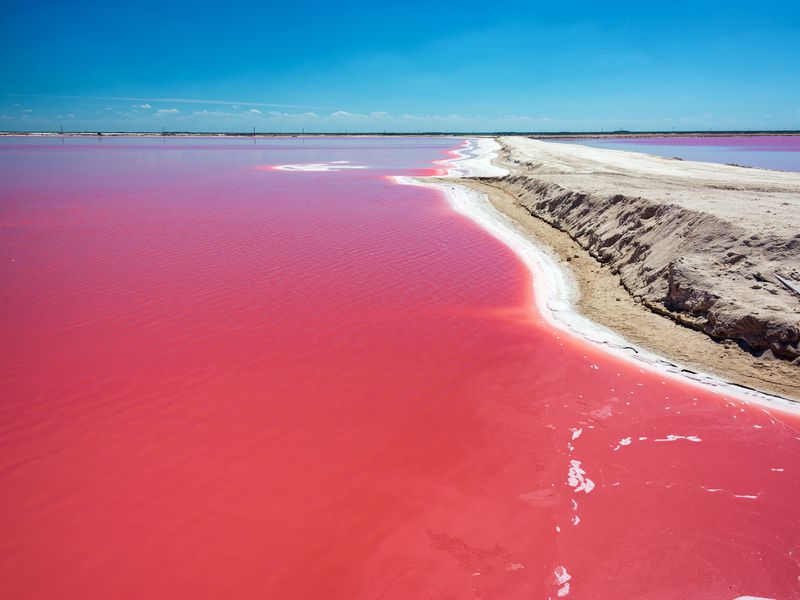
[1, 136, 799, 599]
[557, 135, 800, 171]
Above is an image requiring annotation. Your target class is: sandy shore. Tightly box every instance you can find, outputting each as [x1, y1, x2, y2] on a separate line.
[440, 137, 800, 402]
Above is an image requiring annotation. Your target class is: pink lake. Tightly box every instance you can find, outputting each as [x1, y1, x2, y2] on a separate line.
[1, 136, 799, 599]
[556, 135, 800, 171]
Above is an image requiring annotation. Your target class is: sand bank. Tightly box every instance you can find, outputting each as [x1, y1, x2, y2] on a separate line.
[411, 137, 800, 406]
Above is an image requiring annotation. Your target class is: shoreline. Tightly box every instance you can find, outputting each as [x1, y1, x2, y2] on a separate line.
[410, 138, 800, 411]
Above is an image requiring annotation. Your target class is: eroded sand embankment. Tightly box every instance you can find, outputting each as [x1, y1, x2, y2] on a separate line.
[460, 136, 800, 398]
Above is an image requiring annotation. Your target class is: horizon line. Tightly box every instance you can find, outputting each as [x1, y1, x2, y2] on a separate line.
[2, 129, 800, 137]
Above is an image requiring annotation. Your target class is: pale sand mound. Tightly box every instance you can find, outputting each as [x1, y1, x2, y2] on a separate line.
[472, 136, 800, 362]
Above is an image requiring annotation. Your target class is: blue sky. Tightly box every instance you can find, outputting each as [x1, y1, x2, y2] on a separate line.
[2, 1, 799, 132]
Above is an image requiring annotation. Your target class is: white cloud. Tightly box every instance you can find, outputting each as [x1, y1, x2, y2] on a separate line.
[498, 114, 553, 123]
[192, 110, 237, 118]
[260, 110, 319, 120]
[398, 113, 462, 121]
[329, 110, 371, 120]
[8, 94, 334, 111]
[248, 108, 262, 114]
[23, 108, 32, 113]
[133, 103, 152, 109]
[156, 108, 180, 115]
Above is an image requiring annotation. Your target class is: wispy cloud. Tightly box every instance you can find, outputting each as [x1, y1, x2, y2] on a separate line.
[266, 111, 319, 119]
[330, 110, 369, 119]
[248, 108, 262, 114]
[133, 103, 152, 109]
[156, 108, 180, 115]
[192, 110, 237, 118]
[5, 94, 335, 111]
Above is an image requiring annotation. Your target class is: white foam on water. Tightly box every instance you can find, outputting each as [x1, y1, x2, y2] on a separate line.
[654, 435, 702, 443]
[613, 436, 632, 451]
[700, 486, 762, 500]
[567, 460, 595, 494]
[554, 565, 572, 597]
[273, 162, 367, 172]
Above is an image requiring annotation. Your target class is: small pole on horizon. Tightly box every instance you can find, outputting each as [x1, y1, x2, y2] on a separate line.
[253, 126, 256, 144]
[162, 126, 165, 144]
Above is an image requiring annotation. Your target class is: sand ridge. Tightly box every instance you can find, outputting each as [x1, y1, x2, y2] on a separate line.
[451, 137, 799, 401]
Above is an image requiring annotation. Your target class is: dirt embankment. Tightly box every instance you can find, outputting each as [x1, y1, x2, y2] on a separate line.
[468, 137, 800, 366]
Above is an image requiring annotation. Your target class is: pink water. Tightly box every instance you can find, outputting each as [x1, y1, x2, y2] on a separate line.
[558, 135, 800, 171]
[1, 136, 799, 599]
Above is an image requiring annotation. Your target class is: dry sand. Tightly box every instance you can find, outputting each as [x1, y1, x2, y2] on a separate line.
[456, 136, 800, 401]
